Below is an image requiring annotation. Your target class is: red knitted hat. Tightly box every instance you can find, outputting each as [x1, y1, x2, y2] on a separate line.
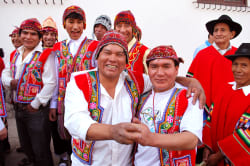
[95, 30, 129, 63]
[9, 27, 19, 37]
[20, 18, 42, 32]
[63, 5, 86, 29]
[146, 45, 184, 64]
[114, 10, 137, 36]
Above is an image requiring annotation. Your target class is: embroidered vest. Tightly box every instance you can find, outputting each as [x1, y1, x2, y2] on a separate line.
[53, 38, 98, 115]
[137, 88, 196, 166]
[10, 49, 52, 103]
[0, 79, 6, 117]
[72, 70, 144, 164]
[127, 41, 148, 74]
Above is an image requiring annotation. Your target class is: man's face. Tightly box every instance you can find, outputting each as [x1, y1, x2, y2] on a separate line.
[213, 23, 235, 47]
[97, 44, 126, 81]
[232, 57, 250, 89]
[148, 58, 178, 93]
[42, 31, 57, 48]
[11, 33, 22, 49]
[65, 18, 84, 40]
[94, 24, 107, 41]
[20, 29, 40, 50]
[115, 22, 133, 43]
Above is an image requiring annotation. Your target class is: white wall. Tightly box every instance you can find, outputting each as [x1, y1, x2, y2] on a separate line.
[0, 0, 249, 76]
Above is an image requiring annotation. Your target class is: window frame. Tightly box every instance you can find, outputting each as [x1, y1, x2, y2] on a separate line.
[197, 0, 247, 6]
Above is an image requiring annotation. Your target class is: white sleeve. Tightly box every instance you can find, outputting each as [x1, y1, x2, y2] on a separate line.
[0, 118, 5, 131]
[50, 56, 59, 109]
[180, 94, 203, 144]
[1, 59, 12, 88]
[142, 74, 152, 93]
[64, 75, 97, 141]
[31, 53, 57, 109]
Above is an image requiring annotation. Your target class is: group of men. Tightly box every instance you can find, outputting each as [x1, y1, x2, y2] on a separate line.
[0, 4, 249, 166]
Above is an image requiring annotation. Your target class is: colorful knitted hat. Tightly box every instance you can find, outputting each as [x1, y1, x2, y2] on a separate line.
[20, 18, 42, 32]
[42, 16, 58, 39]
[9, 27, 19, 37]
[94, 15, 112, 31]
[63, 5, 86, 29]
[114, 10, 137, 36]
[95, 30, 129, 63]
[146, 45, 184, 64]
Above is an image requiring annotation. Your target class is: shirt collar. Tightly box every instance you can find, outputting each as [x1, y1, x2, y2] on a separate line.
[212, 42, 232, 55]
[229, 82, 250, 96]
[128, 37, 137, 52]
[66, 33, 85, 46]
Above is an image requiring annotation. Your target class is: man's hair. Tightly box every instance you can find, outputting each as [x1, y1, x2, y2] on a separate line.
[65, 12, 83, 21]
[19, 29, 42, 39]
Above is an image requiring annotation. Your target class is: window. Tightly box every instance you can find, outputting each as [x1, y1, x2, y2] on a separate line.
[197, 0, 247, 6]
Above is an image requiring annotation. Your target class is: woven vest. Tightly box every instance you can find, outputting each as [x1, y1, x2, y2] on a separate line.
[53, 38, 98, 115]
[72, 70, 144, 164]
[127, 41, 148, 74]
[0, 79, 6, 117]
[10, 49, 52, 103]
[137, 88, 196, 166]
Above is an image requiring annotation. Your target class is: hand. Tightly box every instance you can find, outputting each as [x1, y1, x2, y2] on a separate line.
[111, 122, 141, 144]
[10, 79, 19, 90]
[186, 78, 206, 109]
[207, 151, 224, 166]
[26, 104, 39, 113]
[49, 108, 57, 121]
[0, 127, 7, 140]
[132, 118, 153, 146]
[203, 147, 211, 164]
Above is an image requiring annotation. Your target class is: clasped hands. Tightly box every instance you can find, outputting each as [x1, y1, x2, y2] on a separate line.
[111, 118, 152, 146]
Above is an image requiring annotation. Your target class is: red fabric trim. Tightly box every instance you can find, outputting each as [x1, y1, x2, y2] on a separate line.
[128, 70, 144, 95]
[10, 50, 16, 62]
[0, 57, 5, 77]
[218, 132, 250, 166]
[74, 73, 92, 103]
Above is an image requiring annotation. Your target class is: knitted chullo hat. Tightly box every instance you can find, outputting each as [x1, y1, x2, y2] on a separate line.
[42, 17, 58, 34]
[95, 30, 129, 63]
[9, 27, 20, 37]
[63, 5, 86, 29]
[94, 15, 112, 31]
[114, 10, 137, 37]
[20, 18, 42, 32]
[146, 45, 184, 65]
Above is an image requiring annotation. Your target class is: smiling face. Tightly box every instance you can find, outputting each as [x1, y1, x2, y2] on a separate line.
[42, 31, 57, 48]
[148, 58, 179, 92]
[232, 57, 250, 89]
[64, 18, 84, 40]
[115, 22, 133, 43]
[11, 33, 23, 49]
[20, 29, 40, 51]
[97, 44, 126, 82]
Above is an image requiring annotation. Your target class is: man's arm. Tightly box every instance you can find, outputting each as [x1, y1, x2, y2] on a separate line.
[0, 118, 7, 140]
[133, 118, 198, 150]
[176, 76, 206, 109]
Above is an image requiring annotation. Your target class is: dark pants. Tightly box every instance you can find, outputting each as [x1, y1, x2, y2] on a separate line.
[14, 103, 54, 166]
[50, 120, 71, 156]
[0, 140, 5, 166]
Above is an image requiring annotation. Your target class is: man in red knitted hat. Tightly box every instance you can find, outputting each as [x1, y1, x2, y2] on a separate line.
[49, 5, 99, 165]
[114, 10, 150, 74]
[9, 27, 23, 49]
[2, 18, 56, 166]
[133, 45, 203, 166]
[64, 30, 206, 166]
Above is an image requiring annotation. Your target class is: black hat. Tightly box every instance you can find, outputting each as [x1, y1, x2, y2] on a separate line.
[225, 43, 250, 61]
[206, 15, 242, 39]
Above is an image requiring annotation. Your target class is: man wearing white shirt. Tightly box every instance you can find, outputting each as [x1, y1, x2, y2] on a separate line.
[49, 6, 98, 146]
[2, 18, 56, 166]
[64, 31, 205, 166]
[133, 46, 203, 166]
